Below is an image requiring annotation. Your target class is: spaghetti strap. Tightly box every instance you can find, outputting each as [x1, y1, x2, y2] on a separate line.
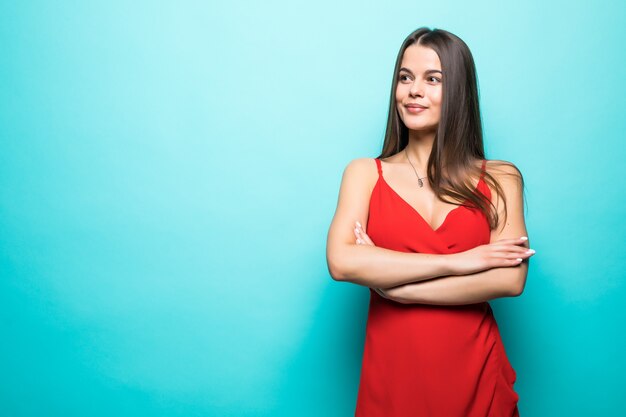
[355, 157, 518, 417]
[374, 158, 382, 176]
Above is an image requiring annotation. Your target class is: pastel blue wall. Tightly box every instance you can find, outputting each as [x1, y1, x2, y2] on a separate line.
[1, 1, 624, 416]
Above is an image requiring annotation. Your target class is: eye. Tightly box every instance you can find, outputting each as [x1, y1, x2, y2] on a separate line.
[429, 76, 442, 83]
[398, 74, 411, 82]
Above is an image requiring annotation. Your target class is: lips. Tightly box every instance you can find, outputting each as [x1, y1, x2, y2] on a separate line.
[405, 104, 427, 114]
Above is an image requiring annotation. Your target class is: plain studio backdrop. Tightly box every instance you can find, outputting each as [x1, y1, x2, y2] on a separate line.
[1, 1, 624, 416]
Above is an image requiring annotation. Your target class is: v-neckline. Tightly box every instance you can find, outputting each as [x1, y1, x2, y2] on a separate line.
[376, 161, 483, 233]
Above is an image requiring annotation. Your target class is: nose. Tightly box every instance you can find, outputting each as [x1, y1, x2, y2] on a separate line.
[409, 79, 424, 97]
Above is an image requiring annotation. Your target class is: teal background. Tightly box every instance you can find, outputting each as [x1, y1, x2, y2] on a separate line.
[1, 1, 624, 416]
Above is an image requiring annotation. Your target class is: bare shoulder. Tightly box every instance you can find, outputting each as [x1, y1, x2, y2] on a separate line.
[333, 156, 380, 218]
[484, 159, 524, 188]
[484, 159, 528, 246]
[343, 157, 378, 175]
[326, 157, 379, 272]
[341, 157, 379, 189]
[484, 159, 526, 217]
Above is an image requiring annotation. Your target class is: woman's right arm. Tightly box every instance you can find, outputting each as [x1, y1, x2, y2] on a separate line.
[325, 158, 455, 289]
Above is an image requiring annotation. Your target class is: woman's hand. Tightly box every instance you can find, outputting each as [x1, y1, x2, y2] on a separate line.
[449, 237, 535, 275]
[354, 221, 396, 299]
[354, 220, 375, 246]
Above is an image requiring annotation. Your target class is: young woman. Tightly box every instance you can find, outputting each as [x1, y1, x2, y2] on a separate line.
[326, 27, 534, 416]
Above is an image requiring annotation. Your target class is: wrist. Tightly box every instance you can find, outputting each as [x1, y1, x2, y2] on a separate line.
[384, 285, 409, 304]
[439, 253, 457, 276]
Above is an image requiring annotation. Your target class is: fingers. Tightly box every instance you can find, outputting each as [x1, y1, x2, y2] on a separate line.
[355, 220, 366, 234]
[354, 220, 374, 246]
[494, 236, 529, 245]
[493, 246, 536, 265]
[491, 237, 534, 255]
[353, 223, 364, 244]
[484, 237, 535, 267]
[495, 244, 535, 256]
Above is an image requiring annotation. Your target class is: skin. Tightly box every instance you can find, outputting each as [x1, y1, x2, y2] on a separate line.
[326, 44, 535, 305]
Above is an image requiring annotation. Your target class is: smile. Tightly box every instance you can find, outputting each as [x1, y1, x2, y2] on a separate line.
[406, 106, 426, 114]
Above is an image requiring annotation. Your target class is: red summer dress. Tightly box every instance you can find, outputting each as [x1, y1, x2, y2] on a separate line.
[355, 158, 520, 417]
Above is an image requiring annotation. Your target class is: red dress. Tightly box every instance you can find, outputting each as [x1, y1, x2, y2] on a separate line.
[355, 158, 520, 417]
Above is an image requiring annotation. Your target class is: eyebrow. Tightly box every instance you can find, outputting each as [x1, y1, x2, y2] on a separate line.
[399, 67, 443, 75]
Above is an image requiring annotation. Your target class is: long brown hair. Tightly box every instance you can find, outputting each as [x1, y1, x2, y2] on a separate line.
[377, 27, 523, 230]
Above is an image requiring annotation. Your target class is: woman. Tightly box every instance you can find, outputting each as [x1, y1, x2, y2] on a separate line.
[326, 27, 534, 416]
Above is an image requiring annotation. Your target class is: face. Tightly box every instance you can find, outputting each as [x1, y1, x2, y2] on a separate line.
[395, 44, 443, 132]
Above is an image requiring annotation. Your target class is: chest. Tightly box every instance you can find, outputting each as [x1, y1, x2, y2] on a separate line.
[366, 178, 491, 254]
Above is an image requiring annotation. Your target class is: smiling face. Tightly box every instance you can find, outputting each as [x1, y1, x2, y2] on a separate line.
[395, 44, 443, 132]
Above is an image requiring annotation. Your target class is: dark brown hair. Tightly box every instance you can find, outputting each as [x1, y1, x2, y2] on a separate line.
[377, 26, 523, 230]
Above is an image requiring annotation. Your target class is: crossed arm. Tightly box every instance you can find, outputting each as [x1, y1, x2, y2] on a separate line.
[327, 158, 532, 306]
[372, 259, 528, 305]
[362, 162, 530, 305]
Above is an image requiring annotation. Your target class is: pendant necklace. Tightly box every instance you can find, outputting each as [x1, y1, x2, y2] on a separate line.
[404, 148, 427, 188]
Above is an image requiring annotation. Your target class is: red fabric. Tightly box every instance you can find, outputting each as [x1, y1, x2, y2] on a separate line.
[355, 158, 520, 417]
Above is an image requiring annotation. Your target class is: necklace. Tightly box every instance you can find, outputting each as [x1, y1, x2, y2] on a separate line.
[404, 148, 427, 188]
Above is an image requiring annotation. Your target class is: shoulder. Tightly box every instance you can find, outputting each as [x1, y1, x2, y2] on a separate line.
[483, 159, 525, 209]
[343, 157, 378, 172]
[484, 159, 524, 184]
[341, 157, 379, 182]
[337, 158, 380, 202]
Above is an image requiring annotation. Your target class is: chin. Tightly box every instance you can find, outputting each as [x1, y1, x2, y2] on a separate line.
[404, 121, 435, 129]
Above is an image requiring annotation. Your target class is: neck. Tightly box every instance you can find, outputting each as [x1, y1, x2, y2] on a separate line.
[404, 130, 435, 169]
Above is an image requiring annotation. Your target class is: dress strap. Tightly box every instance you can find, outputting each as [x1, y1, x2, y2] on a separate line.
[374, 158, 382, 176]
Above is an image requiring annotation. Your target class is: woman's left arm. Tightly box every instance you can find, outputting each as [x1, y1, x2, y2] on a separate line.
[375, 263, 527, 305]
[371, 161, 532, 305]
